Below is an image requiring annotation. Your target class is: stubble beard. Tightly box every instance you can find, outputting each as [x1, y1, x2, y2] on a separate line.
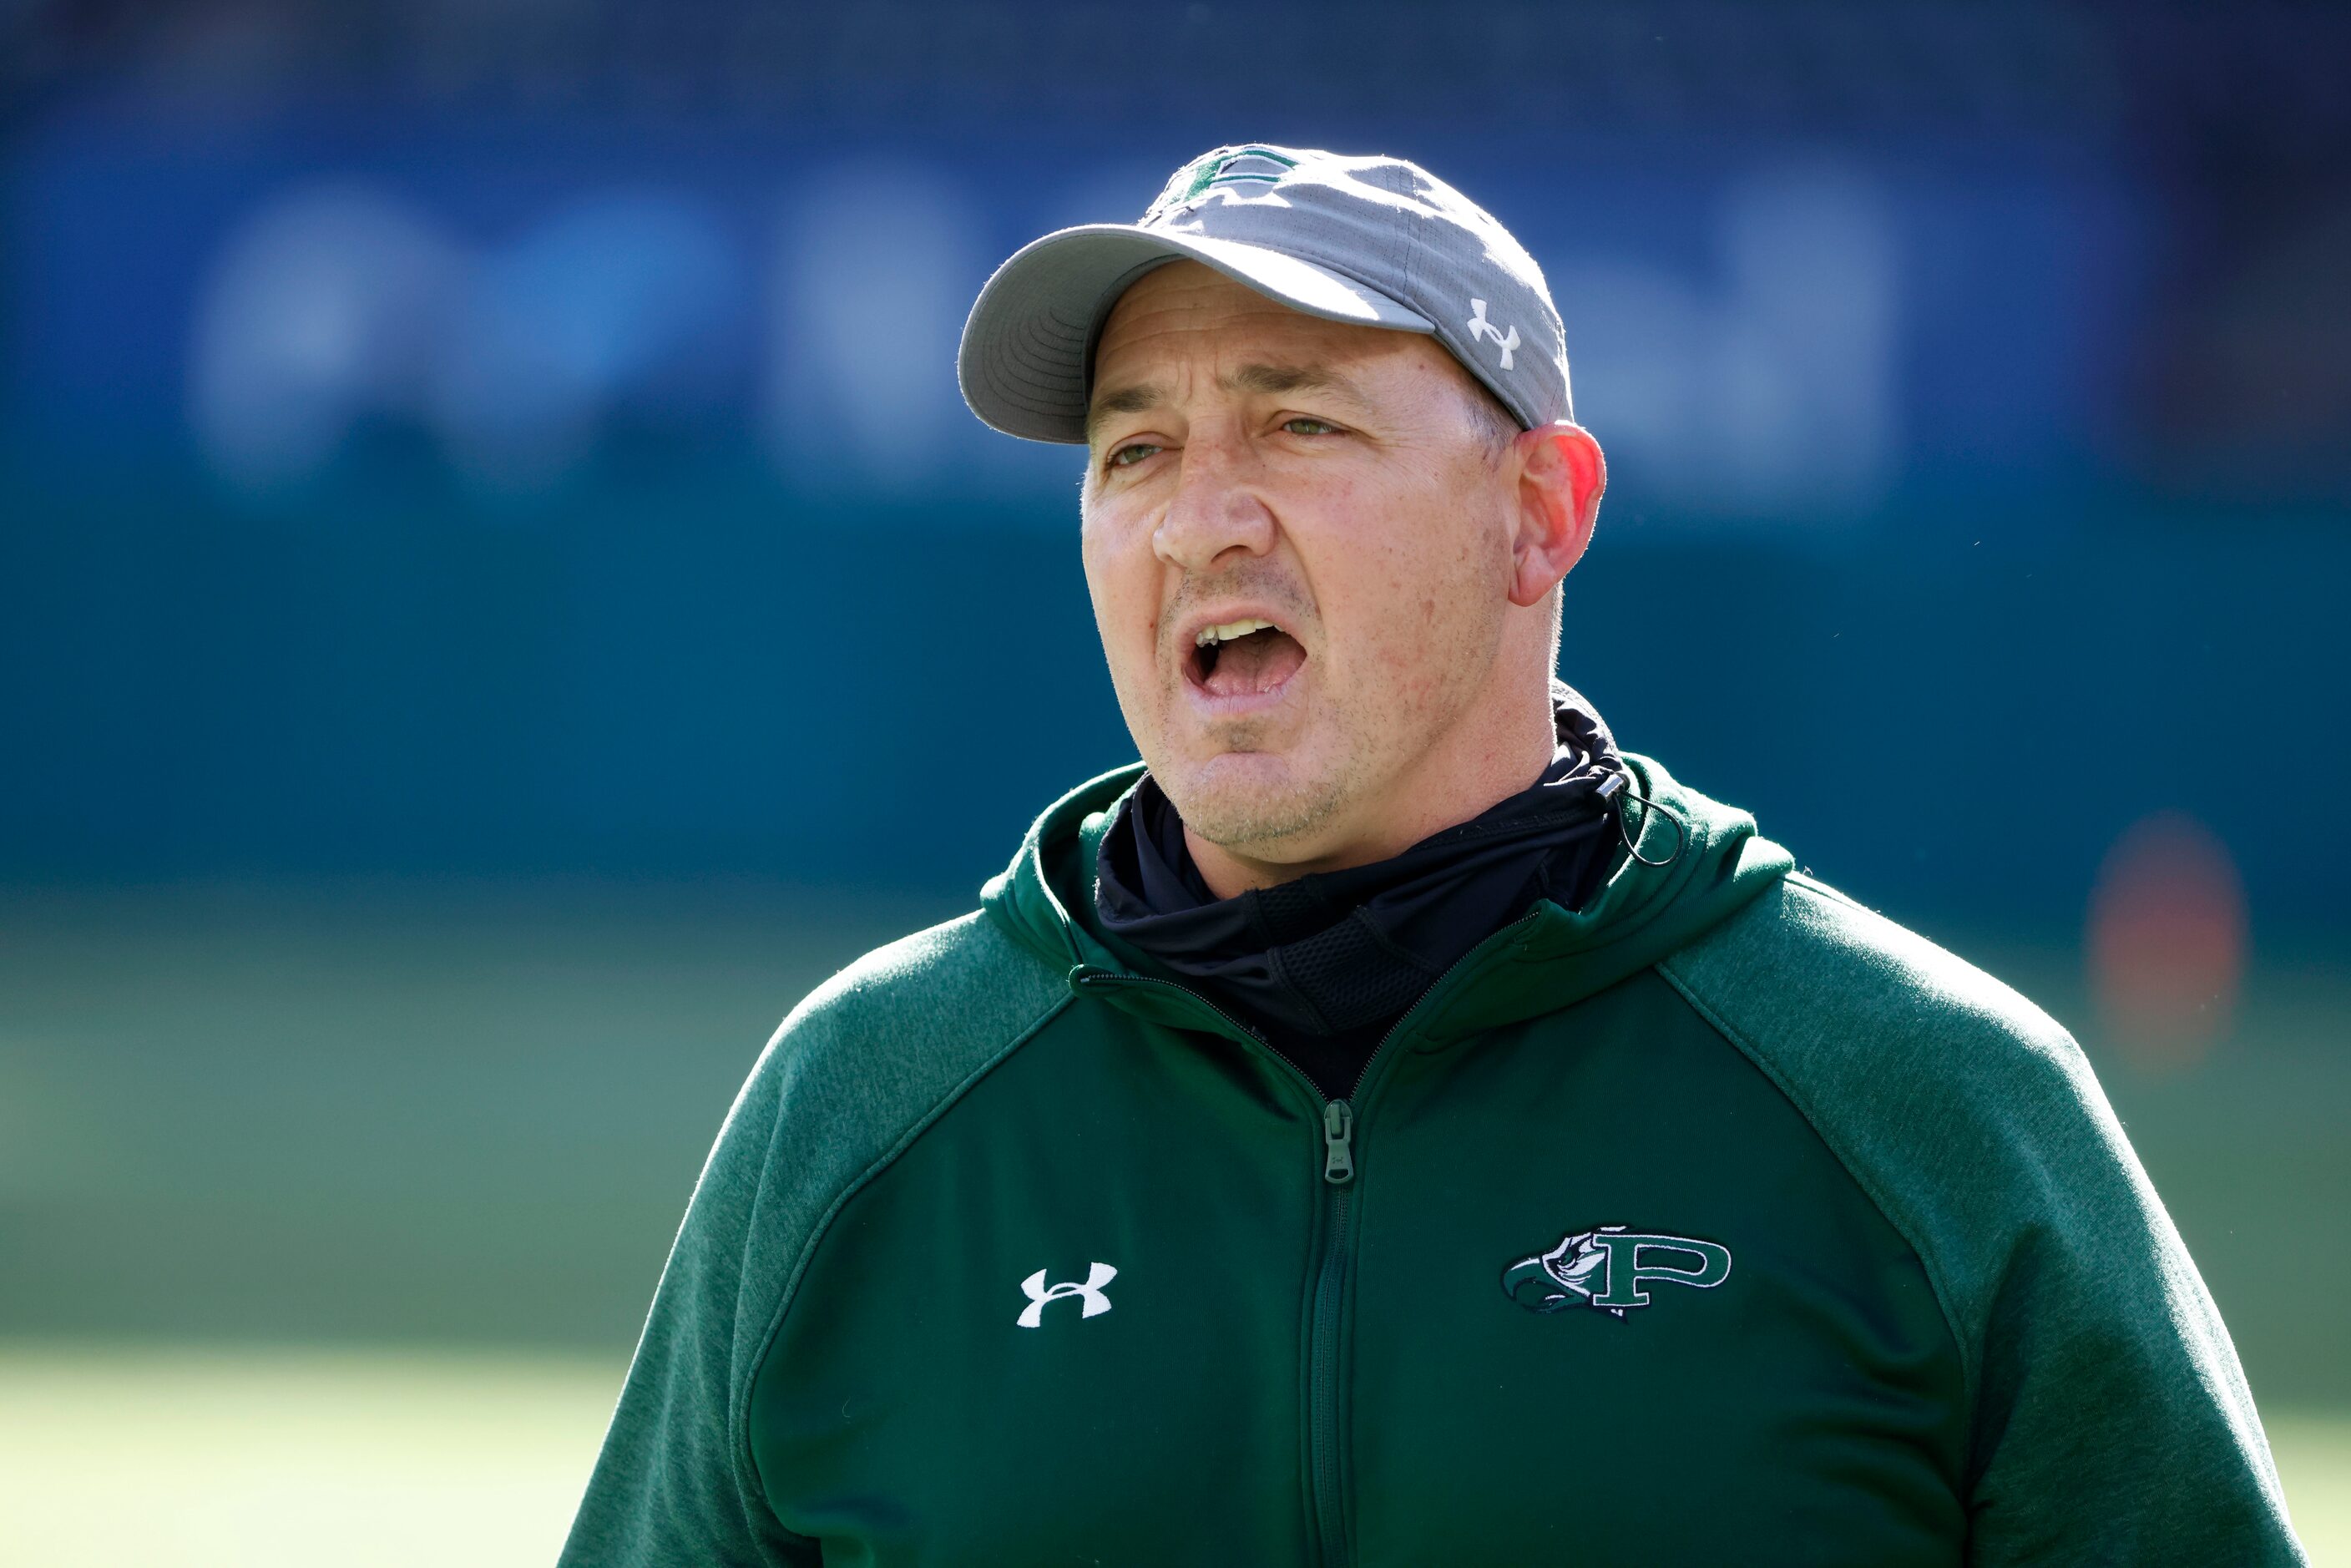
[1154, 705, 1358, 852]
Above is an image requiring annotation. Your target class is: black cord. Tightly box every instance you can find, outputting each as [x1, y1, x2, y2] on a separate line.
[1595, 771, 1687, 868]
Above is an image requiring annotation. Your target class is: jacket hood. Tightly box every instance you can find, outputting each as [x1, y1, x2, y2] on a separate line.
[981, 753, 1794, 1039]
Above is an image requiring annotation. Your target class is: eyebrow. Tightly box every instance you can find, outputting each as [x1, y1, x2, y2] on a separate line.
[1084, 362, 1369, 443]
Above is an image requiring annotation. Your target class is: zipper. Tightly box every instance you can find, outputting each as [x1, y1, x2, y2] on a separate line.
[1307, 1100, 1356, 1566]
[1321, 1101, 1355, 1182]
[1072, 911, 1539, 1568]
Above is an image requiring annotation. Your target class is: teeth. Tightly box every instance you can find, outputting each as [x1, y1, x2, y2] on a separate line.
[1195, 618, 1277, 647]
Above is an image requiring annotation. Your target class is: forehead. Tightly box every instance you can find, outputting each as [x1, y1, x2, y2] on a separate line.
[1092, 260, 1440, 389]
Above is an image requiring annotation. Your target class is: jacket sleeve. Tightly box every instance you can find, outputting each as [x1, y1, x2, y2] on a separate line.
[1955, 1050, 2300, 1563]
[558, 910, 1072, 1565]
[558, 1015, 822, 1566]
[1660, 875, 2305, 1565]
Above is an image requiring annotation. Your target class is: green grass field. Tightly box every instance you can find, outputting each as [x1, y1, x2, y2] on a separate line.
[0, 1346, 612, 1565]
[0, 884, 2342, 1559]
[0, 1344, 2341, 1564]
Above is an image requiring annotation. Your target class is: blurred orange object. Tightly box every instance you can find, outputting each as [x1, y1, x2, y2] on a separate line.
[2086, 812, 2248, 1071]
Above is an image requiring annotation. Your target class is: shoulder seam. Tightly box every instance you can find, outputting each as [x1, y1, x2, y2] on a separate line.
[1783, 868, 1872, 915]
[1651, 949, 1980, 1414]
[730, 984, 1076, 1525]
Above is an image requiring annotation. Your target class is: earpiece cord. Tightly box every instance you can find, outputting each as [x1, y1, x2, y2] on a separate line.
[1593, 771, 1687, 868]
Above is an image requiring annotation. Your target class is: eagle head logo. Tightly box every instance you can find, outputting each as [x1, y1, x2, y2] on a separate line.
[1501, 1227, 1613, 1314]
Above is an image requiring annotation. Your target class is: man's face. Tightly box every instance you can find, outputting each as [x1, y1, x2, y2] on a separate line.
[1081, 261, 1524, 858]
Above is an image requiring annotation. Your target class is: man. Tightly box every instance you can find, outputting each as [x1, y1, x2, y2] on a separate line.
[563, 146, 2303, 1564]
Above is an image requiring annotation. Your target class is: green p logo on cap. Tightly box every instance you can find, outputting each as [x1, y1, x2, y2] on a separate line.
[1145, 146, 1302, 224]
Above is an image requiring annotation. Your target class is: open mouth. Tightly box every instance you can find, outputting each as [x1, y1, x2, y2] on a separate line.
[1188, 617, 1308, 700]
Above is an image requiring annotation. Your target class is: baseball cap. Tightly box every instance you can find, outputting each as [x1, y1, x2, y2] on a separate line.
[958, 144, 1572, 444]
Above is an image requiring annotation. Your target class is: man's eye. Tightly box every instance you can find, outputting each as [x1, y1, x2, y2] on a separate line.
[1282, 417, 1338, 437]
[1108, 442, 1160, 468]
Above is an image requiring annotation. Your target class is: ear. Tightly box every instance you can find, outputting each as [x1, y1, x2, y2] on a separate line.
[1506, 422, 1606, 609]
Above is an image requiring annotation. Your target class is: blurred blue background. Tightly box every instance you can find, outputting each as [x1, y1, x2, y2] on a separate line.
[1, 3, 2346, 1559]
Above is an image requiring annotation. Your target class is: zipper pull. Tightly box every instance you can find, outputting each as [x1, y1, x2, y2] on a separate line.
[1322, 1100, 1355, 1186]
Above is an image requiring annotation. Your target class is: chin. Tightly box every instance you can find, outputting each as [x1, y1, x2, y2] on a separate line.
[1159, 748, 1340, 850]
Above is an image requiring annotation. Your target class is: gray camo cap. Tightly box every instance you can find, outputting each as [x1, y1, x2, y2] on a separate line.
[958, 144, 1572, 444]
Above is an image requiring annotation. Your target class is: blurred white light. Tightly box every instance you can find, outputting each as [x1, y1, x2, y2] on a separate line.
[1718, 164, 1900, 509]
[189, 181, 750, 504]
[187, 185, 463, 492]
[763, 161, 987, 492]
[427, 193, 745, 496]
[1555, 161, 1900, 519]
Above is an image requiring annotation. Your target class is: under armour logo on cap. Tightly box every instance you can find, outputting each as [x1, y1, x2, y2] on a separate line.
[1467, 299, 1519, 370]
[1015, 1262, 1117, 1328]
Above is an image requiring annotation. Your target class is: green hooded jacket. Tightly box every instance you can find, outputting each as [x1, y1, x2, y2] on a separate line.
[560, 756, 2304, 1565]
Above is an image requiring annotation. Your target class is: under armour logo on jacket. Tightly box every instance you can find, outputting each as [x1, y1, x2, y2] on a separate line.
[1466, 299, 1519, 369]
[1016, 1262, 1117, 1328]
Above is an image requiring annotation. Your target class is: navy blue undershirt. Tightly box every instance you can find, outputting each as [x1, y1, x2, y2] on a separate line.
[1094, 682, 1628, 1100]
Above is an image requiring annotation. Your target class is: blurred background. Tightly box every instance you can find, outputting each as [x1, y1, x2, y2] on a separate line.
[2, 1, 2346, 1560]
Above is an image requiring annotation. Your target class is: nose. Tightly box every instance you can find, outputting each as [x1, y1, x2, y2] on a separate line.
[1152, 430, 1276, 573]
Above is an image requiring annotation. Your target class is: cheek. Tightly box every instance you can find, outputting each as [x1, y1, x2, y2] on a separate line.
[1313, 486, 1499, 695]
[1080, 513, 1163, 684]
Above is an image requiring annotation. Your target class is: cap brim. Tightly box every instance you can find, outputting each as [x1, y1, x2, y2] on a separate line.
[958, 225, 1435, 444]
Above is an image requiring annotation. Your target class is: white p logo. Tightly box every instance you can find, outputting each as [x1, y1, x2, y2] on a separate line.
[1016, 1262, 1117, 1328]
